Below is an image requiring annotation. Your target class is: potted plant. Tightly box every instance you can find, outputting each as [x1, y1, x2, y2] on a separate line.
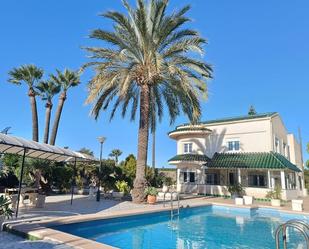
[228, 183, 244, 199]
[0, 196, 14, 229]
[113, 180, 130, 199]
[144, 187, 158, 204]
[266, 185, 282, 207]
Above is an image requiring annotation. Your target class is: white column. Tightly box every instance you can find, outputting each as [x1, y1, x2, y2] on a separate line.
[295, 172, 300, 191]
[237, 169, 241, 184]
[176, 168, 181, 192]
[280, 171, 286, 190]
[196, 168, 200, 194]
[267, 170, 272, 189]
[302, 175, 307, 196]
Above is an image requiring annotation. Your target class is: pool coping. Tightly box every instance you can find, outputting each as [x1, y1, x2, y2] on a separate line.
[4, 201, 309, 249]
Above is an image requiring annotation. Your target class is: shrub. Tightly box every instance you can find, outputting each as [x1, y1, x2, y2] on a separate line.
[266, 185, 282, 200]
[51, 166, 73, 193]
[162, 176, 175, 186]
[115, 180, 130, 194]
[0, 196, 13, 218]
[227, 183, 244, 197]
[144, 186, 158, 196]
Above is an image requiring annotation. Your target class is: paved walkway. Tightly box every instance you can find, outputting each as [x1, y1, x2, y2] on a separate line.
[0, 231, 72, 249]
[15, 194, 151, 221]
[202, 196, 309, 212]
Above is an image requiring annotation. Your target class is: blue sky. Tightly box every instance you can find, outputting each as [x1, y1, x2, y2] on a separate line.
[0, 0, 308, 167]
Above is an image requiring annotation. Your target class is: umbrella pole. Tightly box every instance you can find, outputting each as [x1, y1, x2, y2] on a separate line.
[70, 158, 77, 205]
[15, 148, 27, 218]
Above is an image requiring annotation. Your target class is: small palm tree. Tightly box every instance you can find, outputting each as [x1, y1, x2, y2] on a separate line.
[36, 80, 61, 144]
[79, 147, 94, 156]
[8, 65, 44, 142]
[83, 0, 212, 203]
[49, 69, 81, 145]
[248, 105, 257, 115]
[109, 149, 123, 165]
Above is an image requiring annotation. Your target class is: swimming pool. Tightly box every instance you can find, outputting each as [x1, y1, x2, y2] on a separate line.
[54, 205, 308, 249]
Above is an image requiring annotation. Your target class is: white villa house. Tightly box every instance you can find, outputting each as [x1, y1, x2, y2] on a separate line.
[168, 112, 306, 200]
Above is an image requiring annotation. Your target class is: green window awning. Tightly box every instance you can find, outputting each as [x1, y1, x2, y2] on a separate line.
[168, 154, 210, 163]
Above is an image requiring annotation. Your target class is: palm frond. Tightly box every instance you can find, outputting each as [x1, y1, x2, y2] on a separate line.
[85, 0, 212, 126]
[50, 69, 81, 92]
[8, 64, 44, 88]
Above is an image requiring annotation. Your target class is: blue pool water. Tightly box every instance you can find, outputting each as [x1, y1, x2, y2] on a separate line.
[54, 205, 309, 249]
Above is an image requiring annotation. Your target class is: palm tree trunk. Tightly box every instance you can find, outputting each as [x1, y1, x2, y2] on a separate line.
[49, 92, 66, 145]
[132, 84, 150, 203]
[152, 130, 155, 169]
[28, 89, 39, 142]
[43, 102, 52, 144]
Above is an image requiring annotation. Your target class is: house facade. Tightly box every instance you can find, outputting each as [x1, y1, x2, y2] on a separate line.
[168, 112, 306, 200]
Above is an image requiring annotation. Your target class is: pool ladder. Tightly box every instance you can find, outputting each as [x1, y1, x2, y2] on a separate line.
[275, 219, 309, 249]
[170, 191, 180, 218]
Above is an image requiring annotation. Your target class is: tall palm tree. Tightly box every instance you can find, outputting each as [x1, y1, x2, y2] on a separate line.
[83, 0, 212, 203]
[151, 130, 156, 169]
[8, 65, 44, 142]
[49, 69, 80, 145]
[36, 80, 61, 144]
[150, 87, 158, 170]
[109, 149, 123, 165]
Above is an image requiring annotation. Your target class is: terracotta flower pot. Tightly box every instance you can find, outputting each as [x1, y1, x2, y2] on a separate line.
[147, 195, 157, 204]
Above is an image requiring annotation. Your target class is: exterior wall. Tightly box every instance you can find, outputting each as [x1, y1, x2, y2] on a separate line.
[245, 187, 271, 199]
[198, 185, 229, 196]
[176, 118, 272, 157]
[176, 163, 203, 194]
[175, 115, 296, 158]
[204, 118, 271, 157]
[271, 115, 289, 156]
[287, 134, 303, 167]
[282, 189, 299, 200]
[287, 133, 307, 196]
[177, 135, 207, 155]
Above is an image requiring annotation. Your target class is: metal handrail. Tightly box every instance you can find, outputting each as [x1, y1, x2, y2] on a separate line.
[170, 191, 180, 218]
[285, 219, 309, 230]
[275, 220, 309, 249]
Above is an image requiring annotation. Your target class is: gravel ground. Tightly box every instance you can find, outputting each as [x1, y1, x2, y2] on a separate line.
[0, 231, 72, 249]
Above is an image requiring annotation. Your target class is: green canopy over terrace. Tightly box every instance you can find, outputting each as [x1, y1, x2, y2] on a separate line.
[207, 152, 301, 172]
